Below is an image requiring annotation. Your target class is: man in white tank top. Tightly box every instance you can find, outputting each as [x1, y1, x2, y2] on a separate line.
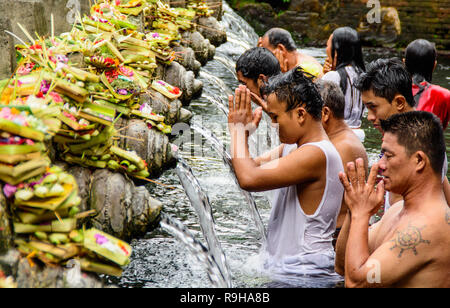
[228, 67, 344, 279]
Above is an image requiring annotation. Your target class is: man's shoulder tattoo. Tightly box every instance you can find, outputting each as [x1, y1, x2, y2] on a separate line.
[446, 208, 450, 226]
[389, 223, 430, 258]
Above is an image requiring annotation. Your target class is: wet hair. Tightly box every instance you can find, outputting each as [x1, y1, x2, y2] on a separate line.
[380, 111, 445, 176]
[355, 58, 416, 107]
[331, 27, 366, 94]
[316, 80, 345, 119]
[264, 67, 324, 120]
[404, 39, 437, 84]
[263, 28, 297, 52]
[236, 47, 281, 82]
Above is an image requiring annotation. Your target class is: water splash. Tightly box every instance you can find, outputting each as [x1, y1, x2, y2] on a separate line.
[190, 122, 267, 241]
[175, 157, 233, 287]
[160, 213, 230, 288]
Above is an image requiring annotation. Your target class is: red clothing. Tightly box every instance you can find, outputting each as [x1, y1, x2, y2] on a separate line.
[413, 82, 450, 129]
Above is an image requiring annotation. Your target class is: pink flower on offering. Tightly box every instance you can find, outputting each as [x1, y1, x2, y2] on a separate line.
[56, 55, 69, 64]
[117, 89, 128, 96]
[3, 184, 17, 198]
[94, 234, 109, 245]
[25, 139, 35, 145]
[139, 103, 152, 114]
[152, 33, 160, 38]
[0, 107, 12, 119]
[40, 80, 51, 94]
[17, 63, 35, 76]
[63, 111, 77, 122]
[49, 92, 64, 103]
[55, 61, 67, 73]
[119, 66, 134, 77]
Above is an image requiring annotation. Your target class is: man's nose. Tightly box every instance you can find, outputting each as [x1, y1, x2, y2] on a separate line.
[378, 154, 387, 170]
[367, 110, 376, 123]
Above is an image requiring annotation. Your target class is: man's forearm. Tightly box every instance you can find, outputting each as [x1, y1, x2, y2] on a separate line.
[230, 128, 258, 189]
[335, 211, 351, 276]
[345, 213, 371, 287]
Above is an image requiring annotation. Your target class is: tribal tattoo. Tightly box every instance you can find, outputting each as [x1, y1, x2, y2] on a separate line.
[389, 224, 430, 258]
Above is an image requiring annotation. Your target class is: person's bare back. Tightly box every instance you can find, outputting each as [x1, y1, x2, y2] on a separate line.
[329, 128, 368, 228]
[317, 80, 369, 229]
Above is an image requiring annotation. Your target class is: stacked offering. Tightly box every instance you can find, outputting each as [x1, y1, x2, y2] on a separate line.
[0, 107, 50, 186]
[54, 107, 151, 179]
[186, 0, 214, 17]
[0, 107, 132, 277]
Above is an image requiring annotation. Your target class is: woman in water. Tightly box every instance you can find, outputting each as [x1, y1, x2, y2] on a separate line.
[321, 27, 366, 141]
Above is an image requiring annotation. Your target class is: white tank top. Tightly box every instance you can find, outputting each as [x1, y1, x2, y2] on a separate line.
[264, 140, 344, 277]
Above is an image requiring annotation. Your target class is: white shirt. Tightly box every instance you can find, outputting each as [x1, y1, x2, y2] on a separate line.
[322, 66, 364, 128]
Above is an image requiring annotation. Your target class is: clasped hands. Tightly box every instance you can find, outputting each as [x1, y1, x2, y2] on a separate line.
[228, 85, 263, 136]
[339, 158, 385, 219]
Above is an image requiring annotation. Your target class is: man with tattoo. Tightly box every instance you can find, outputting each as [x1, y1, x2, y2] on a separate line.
[336, 111, 450, 287]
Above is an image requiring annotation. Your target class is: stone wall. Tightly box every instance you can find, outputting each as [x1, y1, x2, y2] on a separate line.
[0, 0, 91, 79]
[228, 0, 450, 50]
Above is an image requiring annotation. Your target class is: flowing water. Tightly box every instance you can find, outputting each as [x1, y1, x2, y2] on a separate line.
[109, 2, 450, 288]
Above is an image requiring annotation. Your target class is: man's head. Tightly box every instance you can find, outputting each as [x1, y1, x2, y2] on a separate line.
[264, 67, 324, 144]
[356, 58, 415, 132]
[316, 80, 345, 130]
[259, 28, 297, 53]
[236, 47, 281, 98]
[379, 111, 445, 194]
[404, 39, 437, 84]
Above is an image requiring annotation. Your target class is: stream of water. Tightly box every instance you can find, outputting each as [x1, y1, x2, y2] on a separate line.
[108, 2, 450, 288]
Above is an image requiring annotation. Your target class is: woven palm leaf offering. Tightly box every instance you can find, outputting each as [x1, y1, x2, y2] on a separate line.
[186, 0, 214, 17]
[0, 107, 131, 277]
[5, 34, 152, 178]
[0, 107, 49, 186]
[61, 3, 175, 133]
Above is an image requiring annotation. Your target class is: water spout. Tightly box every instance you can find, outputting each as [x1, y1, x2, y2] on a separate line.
[190, 122, 267, 241]
[175, 157, 233, 287]
[160, 213, 230, 288]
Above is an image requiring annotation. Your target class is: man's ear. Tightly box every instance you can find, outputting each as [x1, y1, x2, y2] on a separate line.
[322, 107, 331, 123]
[277, 44, 288, 55]
[295, 106, 307, 125]
[257, 74, 267, 87]
[414, 151, 427, 173]
[393, 94, 408, 112]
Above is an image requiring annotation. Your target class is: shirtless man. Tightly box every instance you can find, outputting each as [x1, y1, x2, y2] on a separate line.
[228, 68, 344, 277]
[337, 111, 450, 287]
[316, 80, 368, 232]
[353, 58, 450, 209]
[258, 28, 323, 78]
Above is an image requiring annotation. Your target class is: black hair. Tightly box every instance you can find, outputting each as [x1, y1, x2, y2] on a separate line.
[264, 28, 297, 52]
[316, 80, 345, 119]
[404, 39, 437, 84]
[264, 67, 324, 120]
[355, 58, 416, 107]
[331, 27, 366, 94]
[236, 47, 281, 82]
[380, 111, 445, 176]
